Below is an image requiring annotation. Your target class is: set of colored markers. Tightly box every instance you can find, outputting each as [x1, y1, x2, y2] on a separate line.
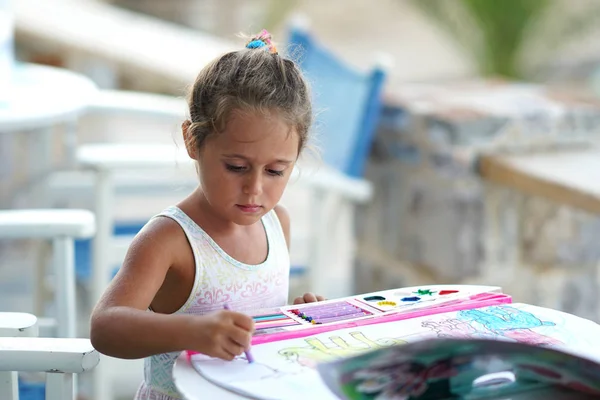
[252, 312, 299, 330]
[289, 301, 372, 325]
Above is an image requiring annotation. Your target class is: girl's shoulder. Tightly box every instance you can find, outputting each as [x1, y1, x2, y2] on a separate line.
[131, 211, 190, 257]
[115, 210, 192, 286]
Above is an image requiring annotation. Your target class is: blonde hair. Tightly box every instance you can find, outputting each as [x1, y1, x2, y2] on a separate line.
[185, 31, 312, 154]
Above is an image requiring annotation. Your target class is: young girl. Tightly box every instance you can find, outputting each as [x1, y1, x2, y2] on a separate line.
[90, 30, 325, 399]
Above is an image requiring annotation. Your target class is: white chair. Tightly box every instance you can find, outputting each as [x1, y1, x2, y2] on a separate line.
[0, 209, 96, 338]
[0, 312, 99, 400]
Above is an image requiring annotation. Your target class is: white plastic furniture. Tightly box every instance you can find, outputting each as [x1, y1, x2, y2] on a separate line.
[15, 0, 235, 90]
[0, 63, 97, 209]
[0, 63, 97, 132]
[0, 311, 99, 400]
[1, 338, 99, 400]
[172, 351, 240, 400]
[0, 312, 38, 337]
[0, 209, 96, 338]
[1, 311, 40, 400]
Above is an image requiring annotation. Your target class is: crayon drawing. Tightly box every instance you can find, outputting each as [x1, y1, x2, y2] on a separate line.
[278, 331, 407, 368]
[190, 303, 600, 400]
[421, 305, 563, 346]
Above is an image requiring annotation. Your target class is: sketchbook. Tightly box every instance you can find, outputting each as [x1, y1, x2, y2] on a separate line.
[189, 302, 600, 400]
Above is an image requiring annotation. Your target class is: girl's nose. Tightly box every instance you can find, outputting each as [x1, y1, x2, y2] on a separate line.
[243, 172, 262, 195]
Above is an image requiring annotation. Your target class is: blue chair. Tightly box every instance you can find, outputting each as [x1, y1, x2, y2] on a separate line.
[287, 22, 387, 177]
[283, 21, 389, 293]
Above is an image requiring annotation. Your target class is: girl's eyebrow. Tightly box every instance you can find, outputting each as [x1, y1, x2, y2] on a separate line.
[222, 154, 293, 164]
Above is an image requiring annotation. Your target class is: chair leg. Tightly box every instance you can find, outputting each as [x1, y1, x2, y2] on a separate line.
[91, 169, 115, 400]
[34, 241, 52, 322]
[26, 127, 52, 207]
[53, 238, 76, 339]
[46, 372, 74, 400]
[92, 169, 115, 307]
[0, 371, 19, 400]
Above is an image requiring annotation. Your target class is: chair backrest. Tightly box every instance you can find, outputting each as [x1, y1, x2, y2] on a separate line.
[287, 24, 387, 177]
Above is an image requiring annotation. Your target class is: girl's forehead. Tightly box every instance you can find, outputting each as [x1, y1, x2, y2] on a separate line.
[210, 111, 299, 155]
[227, 110, 290, 134]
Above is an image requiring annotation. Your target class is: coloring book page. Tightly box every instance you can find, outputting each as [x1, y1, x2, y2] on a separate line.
[190, 303, 600, 400]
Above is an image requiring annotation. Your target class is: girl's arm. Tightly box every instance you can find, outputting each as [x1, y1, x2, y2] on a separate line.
[89, 218, 253, 360]
[274, 204, 325, 304]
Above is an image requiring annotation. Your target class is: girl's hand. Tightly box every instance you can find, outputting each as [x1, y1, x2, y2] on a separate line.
[293, 292, 326, 304]
[189, 310, 255, 361]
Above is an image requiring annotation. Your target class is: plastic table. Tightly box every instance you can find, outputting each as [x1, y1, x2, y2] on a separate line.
[0, 63, 97, 205]
[0, 63, 97, 132]
[172, 352, 242, 400]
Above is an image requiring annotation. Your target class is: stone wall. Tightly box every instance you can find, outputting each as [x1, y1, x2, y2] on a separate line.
[357, 80, 600, 321]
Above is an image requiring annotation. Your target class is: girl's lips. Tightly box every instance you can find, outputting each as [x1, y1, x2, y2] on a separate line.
[236, 204, 261, 213]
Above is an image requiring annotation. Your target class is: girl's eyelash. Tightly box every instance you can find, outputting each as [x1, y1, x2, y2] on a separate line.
[225, 164, 284, 177]
[268, 170, 284, 177]
[225, 164, 246, 172]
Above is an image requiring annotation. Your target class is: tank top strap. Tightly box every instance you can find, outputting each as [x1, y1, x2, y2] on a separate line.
[152, 205, 288, 272]
[261, 208, 287, 253]
[152, 205, 200, 237]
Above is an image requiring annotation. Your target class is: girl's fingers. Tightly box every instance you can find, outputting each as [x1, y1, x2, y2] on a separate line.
[228, 325, 252, 349]
[293, 293, 325, 304]
[215, 347, 236, 361]
[303, 293, 318, 303]
[229, 311, 255, 332]
[224, 338, 246, 357]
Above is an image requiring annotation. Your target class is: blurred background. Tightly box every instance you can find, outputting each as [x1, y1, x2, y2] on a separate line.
[3, 0, 600, 399]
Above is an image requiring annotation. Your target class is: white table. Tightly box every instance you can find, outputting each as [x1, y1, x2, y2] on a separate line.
[0, 63, 97, 132]
[173, 352, 242, 400]
[172, 343, 598, 400]
[0, 63, 97, 205]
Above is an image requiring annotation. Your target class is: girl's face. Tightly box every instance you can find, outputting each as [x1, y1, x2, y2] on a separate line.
[188, 110, 299, 226]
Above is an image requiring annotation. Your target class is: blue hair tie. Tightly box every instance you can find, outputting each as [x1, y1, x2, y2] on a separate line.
[246, 40, 267, 50]
[245, 30, 278, 54]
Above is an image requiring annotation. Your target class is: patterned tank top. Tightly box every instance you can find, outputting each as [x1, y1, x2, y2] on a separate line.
[134, 205, 290, 400]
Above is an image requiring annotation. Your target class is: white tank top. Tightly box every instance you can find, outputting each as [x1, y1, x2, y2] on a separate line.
[134, 205, 290, 400]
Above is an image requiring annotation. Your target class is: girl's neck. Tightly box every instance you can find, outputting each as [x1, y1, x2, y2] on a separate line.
[181, 187, 244, 235]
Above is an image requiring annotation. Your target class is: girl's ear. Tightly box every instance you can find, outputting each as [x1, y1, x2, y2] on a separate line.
[182, 120, 198, 160]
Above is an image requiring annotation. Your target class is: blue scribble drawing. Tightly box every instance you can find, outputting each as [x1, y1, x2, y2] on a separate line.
[422, 306, 563, 346]
[458, 306, 555, 332]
